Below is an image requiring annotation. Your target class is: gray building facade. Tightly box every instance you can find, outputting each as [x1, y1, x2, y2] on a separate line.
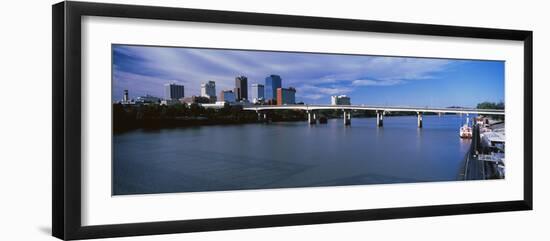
[164, 83, 185, 100]
[251, 83, 264, 103]
[234, 76, 248, 101]
[201, 81, 216, 98]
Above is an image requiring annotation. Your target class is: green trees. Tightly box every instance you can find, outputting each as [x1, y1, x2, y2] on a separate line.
[476, 101, 505, 121]
[476, 101, 505, 110]
[189, 103, 203, 116]
[113, 102, 263, 133]
[268, 109, 306, 122]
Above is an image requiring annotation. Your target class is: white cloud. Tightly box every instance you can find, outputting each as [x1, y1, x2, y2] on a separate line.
[113, 45, 455, 102]
[351, 79, 404, 86]
[361, 57, 452, 80]
[295, 84, 353, 102]
[300, 94, 323, 100]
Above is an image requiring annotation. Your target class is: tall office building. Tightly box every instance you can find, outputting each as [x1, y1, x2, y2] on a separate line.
[264, 75, 282, 103]
[200, 81, 216, 98]
[219, 90, 236, 103]
[122, 90, 129, 102]
[276, 87, 296, 105]
[331, 95, 351, 105]
[251, 83, 264, 103]
[164, 83, 185, 100]
[234, 76, 248, 101]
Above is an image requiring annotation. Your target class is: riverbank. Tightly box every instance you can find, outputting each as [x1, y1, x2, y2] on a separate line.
[460, 120, 505, 180]
[113, 103, 311, 133]
[113, 103, 459, 133]
[460, 124, 484, 180]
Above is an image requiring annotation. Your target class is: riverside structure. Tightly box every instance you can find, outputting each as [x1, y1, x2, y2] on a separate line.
[244, 104, 505, 127]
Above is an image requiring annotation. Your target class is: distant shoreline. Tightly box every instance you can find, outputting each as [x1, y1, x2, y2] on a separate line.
[113, 114, 460, 134]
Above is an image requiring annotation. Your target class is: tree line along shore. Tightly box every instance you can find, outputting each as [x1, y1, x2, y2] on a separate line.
[113, 101, 504, 133]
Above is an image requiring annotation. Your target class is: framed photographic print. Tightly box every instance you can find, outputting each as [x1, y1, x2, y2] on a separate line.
[52, 1, 533, 240]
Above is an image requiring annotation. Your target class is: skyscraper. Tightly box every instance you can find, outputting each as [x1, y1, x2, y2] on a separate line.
[276, 87, 296, 105]
[164, 83, 185, 100]
[251, 83, 264, 103]
[234, 76, 248, 101]
[265, 75, 282, 103]
[201, 80, 216, 102]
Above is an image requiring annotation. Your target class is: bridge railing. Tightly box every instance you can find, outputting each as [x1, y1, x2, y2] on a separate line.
[242, 104, 504, 115]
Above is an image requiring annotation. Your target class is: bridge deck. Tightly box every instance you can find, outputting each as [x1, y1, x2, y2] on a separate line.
[242, 104, 504, 115]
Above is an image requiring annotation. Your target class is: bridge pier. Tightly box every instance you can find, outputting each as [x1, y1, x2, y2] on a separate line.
[257, 111, 270, 123]
[256, 111, 263, 121]
[307, 111, 317, 125]
[242, 106, 504, 126]
[376, 111, 384, 127]
[343, 110, 351, 126]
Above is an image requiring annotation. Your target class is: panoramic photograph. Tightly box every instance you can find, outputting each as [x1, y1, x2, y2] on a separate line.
[111, 44, 505, 196]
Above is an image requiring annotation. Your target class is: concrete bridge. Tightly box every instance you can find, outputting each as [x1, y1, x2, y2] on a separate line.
[242, 104, 505, 127]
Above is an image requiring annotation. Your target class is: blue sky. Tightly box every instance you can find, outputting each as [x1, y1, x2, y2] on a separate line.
[113, 45, 504, 107]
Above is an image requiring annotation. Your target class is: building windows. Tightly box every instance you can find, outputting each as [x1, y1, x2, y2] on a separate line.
[251, 83, 265, 104]
[331, 95, 351, 105]
[264, 75, 282, 102]
[219, 90, 236, 103]
[234, 76, 248, 101]
[164, 83, 185, 100]
[276, 87, 296, 105]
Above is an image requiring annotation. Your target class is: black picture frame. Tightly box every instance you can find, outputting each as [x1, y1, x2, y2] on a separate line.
[52, 1, 533, 240]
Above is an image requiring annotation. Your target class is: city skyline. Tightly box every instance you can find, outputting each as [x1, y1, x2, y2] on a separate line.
[113, 45, 505, 107]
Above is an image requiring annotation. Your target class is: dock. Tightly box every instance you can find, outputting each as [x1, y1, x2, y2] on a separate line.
[460, 124, 486, 180]
[460, 121, 505, 180]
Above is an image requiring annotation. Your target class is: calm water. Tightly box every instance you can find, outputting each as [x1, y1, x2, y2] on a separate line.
[113, 115, 472, 195]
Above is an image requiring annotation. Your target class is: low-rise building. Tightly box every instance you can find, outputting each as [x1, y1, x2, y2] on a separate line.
[219, 90, 236, 103]
[120, 89, 134, 104]
[331, 95, 351, 105]
[179, 96, 211, 104]
[135, 94, 161, 104]
[201, 101, 229, 109]
[160, 99, 180, 106]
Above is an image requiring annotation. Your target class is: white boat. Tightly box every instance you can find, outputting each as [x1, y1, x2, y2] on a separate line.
[460, 117, 472, 138]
